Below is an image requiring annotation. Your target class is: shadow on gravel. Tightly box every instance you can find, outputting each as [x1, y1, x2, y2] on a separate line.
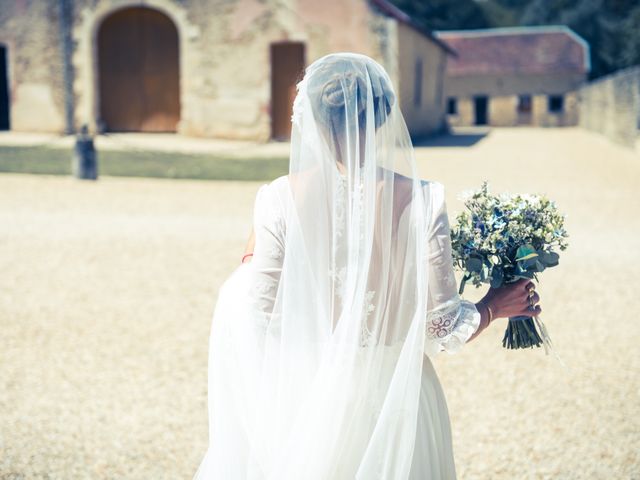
[414, 128, 490, 148]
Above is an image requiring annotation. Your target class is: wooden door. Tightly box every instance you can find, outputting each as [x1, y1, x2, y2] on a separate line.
[98, 7, 180, 132]
[271, 42, 305, 140]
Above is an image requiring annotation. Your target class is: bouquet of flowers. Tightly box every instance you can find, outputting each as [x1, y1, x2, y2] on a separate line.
[450, 182, 568, 350]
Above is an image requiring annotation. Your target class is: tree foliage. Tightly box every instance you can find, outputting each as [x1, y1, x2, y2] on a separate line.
[390, 0, 490, 30]
[388, 0, 640, 79]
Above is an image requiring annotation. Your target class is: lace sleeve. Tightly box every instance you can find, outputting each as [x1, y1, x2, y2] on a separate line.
[424, 181, 481, 356]
[247, 181, 286, 326]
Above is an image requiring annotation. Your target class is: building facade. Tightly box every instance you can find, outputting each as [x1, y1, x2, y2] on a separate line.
[0, 0, 451, 141]
[435, 26, 590, 128]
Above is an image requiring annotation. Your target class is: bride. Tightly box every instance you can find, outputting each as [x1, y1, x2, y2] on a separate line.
[193, 53, 541, 480]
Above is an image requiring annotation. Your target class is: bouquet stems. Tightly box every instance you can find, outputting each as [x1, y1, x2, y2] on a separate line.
[502, 315, 544, 349]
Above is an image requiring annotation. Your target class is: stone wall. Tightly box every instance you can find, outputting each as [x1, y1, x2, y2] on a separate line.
[0, 0, 449, 140]
[0, 0, 393, 139]
[442, 70, 584, 128]
[533, 91, 579, 127]
[396, 22, 447, 138]
[443, 72, 585, 98]
[579, 66, 640, 149]
[447, 91, 579, 127]
[0, 1, 66, 132]
[71, 0, 387, 141]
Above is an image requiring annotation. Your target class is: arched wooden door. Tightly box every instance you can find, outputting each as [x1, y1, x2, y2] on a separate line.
[271, 42, 305, 140]
[98, 7, 180, 132]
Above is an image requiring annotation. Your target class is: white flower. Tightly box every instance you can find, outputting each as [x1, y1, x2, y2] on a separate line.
[458, 189, 476, 202]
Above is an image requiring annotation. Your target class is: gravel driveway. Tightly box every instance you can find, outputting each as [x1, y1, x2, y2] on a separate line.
[1, 127, 638, 479]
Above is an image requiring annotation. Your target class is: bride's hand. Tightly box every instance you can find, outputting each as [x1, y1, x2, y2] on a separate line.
[481, 278, 541, 319]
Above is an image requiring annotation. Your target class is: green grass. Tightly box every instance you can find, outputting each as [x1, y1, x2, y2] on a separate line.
[0, 146, 289, 181]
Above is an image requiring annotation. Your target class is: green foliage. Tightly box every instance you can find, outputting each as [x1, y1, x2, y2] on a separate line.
[389, 0, 640, 79]
[450, 181, 567, 350]
[0, 146, 288, 181]
[619, 4, 640, 68]
[517, 0, 640, 78]
[450, 181, 568, 293]
[389, 0, 490, 30]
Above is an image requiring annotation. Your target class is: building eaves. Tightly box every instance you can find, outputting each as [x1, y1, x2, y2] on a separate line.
[369, 0, 457, 57]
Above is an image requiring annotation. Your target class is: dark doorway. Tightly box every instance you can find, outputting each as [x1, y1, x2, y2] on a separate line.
[474, 96, 488, 126]
[0, 45, 9, 130]
[97, 7, 180, 132]
[517, 94, 532, 125]
[271, 42, 305, 140]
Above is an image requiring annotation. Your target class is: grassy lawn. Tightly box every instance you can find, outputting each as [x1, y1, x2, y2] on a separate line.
[0, 146, 289, 181]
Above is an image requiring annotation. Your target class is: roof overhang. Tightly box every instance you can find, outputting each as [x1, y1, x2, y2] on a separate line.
[369, 0, 458, 57]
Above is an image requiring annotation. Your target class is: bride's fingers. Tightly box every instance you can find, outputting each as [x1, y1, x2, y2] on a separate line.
[523, 280, 535, 292]
[523, 304, 542, 316]
[525, 291, 540, 305]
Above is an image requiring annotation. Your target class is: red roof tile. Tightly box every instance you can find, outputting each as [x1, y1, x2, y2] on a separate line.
[436, 26, 590, 76]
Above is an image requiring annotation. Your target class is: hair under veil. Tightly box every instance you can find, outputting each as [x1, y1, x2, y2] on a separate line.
[194, 53, 477, 480]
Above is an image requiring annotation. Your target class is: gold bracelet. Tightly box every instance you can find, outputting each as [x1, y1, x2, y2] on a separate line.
[480, 300, 494, 324]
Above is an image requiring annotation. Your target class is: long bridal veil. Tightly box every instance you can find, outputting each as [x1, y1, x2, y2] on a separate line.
[195, 53, 439, 479]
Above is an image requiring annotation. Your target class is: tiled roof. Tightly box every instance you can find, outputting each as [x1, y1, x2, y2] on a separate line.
[435, 26, 590, 76]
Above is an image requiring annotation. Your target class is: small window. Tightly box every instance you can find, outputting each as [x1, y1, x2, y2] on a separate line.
[447, 97, 457, 115]
[548, 95, 564, 113]
[413, 59, 423, 107]
[517, 95, 532, 113]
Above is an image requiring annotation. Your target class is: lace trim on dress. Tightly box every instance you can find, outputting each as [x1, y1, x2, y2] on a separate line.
[360, 290, 377, 347]
[268, 246, 283, 260]
[333, 169, 367, 241]
[331, 171, 379, 348]
[334, 170, 347, 238]
[425, 295, 481, 354]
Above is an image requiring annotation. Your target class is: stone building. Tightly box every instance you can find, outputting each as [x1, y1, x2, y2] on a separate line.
[0, 0, 452, 141]
[435, 26, 590, 128]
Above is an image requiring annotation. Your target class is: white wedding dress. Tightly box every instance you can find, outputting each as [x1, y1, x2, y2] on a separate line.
[194, 53, 480, 480]
[194, 176, 480, 479]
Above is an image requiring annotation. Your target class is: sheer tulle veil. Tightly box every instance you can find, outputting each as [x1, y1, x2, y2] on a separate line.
[194, 53, 437, 479]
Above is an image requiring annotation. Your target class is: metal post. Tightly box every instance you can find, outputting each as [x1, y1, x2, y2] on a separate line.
[73, 125, 98, 180]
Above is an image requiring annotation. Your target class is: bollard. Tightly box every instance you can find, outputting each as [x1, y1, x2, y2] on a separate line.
[73, 125, 98, 180]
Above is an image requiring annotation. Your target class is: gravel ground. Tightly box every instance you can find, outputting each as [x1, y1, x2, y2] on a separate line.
[1, 127, 638, 479]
